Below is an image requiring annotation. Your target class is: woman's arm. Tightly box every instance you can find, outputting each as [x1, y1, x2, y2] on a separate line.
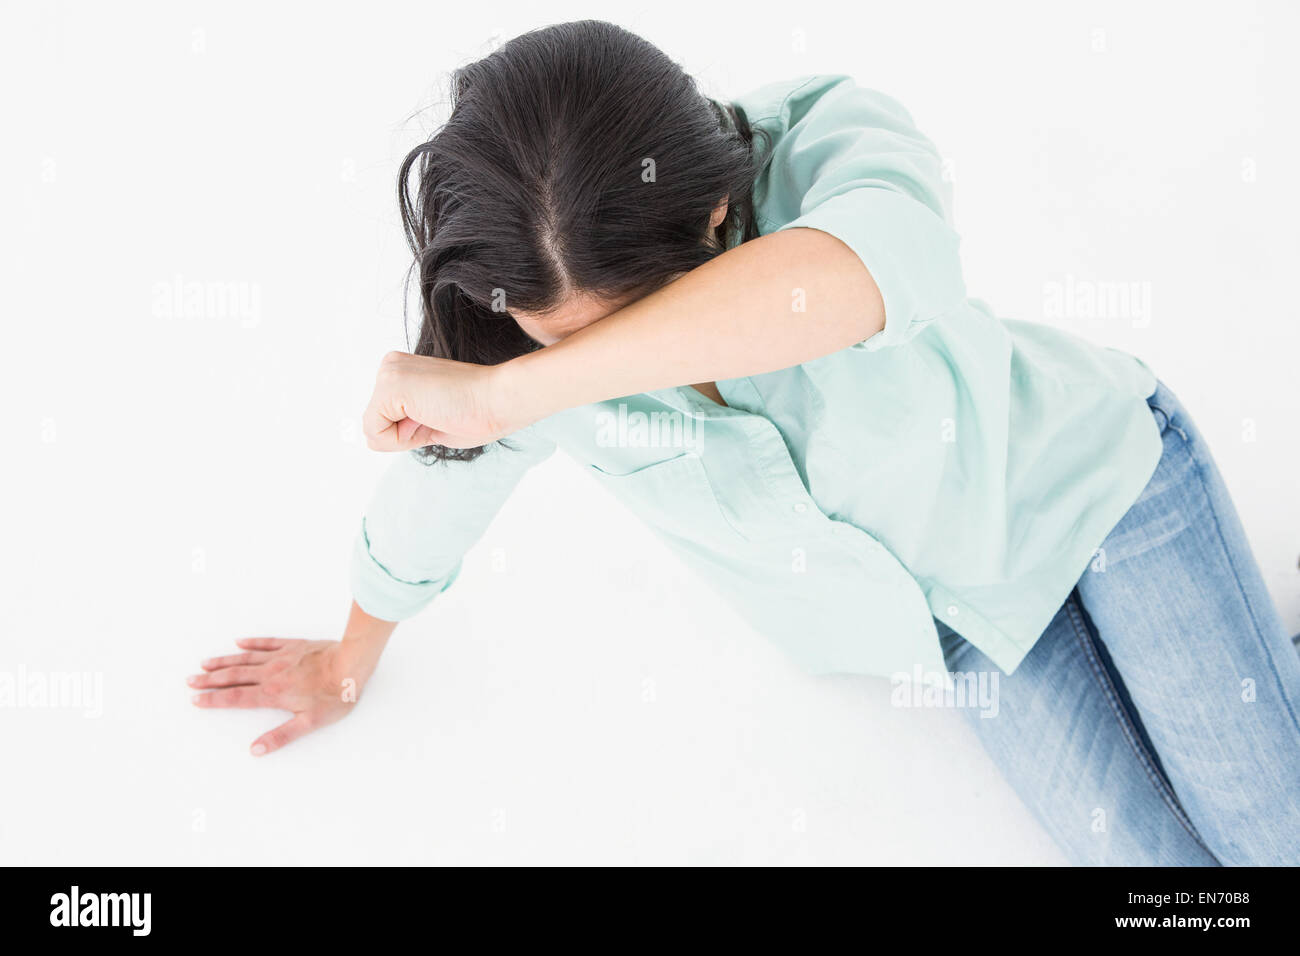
[366, 77, 972, 452]
[363, 227, 883, 451]
[505, 227, 883, 416]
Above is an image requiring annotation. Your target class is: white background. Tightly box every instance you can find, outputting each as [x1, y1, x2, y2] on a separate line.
[2, 0, 1297, 865]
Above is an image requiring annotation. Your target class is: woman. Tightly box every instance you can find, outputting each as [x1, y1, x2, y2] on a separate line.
[188, 20, 1300, 865]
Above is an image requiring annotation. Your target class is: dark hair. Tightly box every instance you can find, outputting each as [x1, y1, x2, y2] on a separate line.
[397, 19, 768, 461]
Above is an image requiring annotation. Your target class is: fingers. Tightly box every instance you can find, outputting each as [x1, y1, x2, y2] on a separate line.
[362, 390, 407, 452]
[395, 416, 424, 444]
[363, 354, 464, 451]
[364, 361, 445, 451]
[363, 416, 401, 451]
[235, 637, 288, 651]
[250, 714, 314, 757]
[188, 666, 262, 689]
[191, 686, 267, 710]
[200, 651, 268, 671]
[394, 419, 447, 450]
[367, 413, 448, 452]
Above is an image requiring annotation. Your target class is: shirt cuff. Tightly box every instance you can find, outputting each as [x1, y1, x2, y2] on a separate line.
[349, 519, 461, 621]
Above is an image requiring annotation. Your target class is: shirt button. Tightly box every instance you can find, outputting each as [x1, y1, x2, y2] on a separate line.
[793, 502, 808, 513]
[946, 605, 959, 617]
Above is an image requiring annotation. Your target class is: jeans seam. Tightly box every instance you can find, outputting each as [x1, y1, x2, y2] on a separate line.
[1177, 428, 1300, 745]
[1064, 593, 1216, 855]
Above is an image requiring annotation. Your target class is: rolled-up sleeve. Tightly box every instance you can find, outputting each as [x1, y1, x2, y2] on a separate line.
[350, 425, 556, 621]
[749, 75, 967, 351]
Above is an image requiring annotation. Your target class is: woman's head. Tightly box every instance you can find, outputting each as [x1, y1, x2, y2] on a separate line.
[398, 19, 766, 459]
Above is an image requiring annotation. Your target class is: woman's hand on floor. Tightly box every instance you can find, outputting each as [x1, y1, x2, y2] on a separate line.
[189, 603, 395, 755]
[188, 638, 367, 755]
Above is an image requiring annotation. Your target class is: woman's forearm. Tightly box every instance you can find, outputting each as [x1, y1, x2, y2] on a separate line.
[362, 228, 884, 451]
[499, 227, 884, 417]
[339, 600, 398, 684]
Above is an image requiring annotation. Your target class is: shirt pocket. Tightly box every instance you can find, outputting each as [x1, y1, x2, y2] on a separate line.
[587, 452, 749, 545]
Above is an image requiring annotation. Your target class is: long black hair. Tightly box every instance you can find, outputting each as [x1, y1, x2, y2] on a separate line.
[397, 20, 768, 461]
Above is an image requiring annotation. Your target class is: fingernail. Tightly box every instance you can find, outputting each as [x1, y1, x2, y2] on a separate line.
[191, 694, 202, 704]
[186, 675, 200, 686]
[250, 743, 267, 756]
[201, 658, 214, 667]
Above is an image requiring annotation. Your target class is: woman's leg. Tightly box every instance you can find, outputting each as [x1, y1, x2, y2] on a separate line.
[939, 608, 1220, 865]
[1072, 382, 1300, 865]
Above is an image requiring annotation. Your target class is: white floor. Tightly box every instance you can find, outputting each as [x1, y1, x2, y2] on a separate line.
[3, 451, 1068, 865]
[2, 0, 1296, 865]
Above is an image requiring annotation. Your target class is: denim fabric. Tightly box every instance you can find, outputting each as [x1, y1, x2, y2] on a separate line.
[940, 381, 1300, 865]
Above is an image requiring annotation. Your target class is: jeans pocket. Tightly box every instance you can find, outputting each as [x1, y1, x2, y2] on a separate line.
[1149, 402, 1173, 435]
[1147, 385, 1191, 444]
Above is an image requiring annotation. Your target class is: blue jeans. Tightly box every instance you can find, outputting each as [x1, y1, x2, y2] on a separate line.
[938, 381, 1300, 865]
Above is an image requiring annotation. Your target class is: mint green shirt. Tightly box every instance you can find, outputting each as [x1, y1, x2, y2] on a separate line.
[352, 74, 1162, 682]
